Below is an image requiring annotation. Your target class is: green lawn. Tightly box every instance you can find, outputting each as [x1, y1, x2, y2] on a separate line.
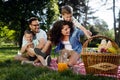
[0, 47, 117, 80]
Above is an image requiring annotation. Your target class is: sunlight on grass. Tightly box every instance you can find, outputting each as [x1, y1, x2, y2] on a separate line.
[0, 54, 15, 61]
[0, 47, 19, 61]
[0, 47, 117, 80]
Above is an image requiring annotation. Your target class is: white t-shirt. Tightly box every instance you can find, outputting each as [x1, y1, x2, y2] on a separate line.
[35, 29, 47, 42]
[22, 29, 47, 48]
[62, 41, 73, 50]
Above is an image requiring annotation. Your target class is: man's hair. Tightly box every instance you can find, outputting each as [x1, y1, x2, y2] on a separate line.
[28, 17, 38, 25]
[61, 5, 73, 15]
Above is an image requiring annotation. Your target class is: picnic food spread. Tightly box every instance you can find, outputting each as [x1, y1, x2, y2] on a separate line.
[98, 39, 119, 54]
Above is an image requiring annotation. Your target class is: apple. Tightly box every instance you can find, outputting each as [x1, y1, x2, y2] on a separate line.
[100, 48, 107, 53]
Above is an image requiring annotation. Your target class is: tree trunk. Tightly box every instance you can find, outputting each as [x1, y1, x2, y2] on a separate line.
[84, 0, 89, 27]
[19, 18, 27, 48]
[117, 11, 120, 47]
[113, 0, 120, 47]
[113, 0, 117, 44]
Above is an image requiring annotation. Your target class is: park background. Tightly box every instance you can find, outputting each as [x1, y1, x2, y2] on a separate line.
[0, 0, 120, 80]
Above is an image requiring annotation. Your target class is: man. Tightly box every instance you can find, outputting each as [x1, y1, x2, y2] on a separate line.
[15, 17, 49, 66]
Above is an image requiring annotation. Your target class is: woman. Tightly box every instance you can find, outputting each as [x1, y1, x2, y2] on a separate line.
[35, 20, 84, 67]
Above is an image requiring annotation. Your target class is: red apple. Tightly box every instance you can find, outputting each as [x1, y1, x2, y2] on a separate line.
[100, 48, 107, 53]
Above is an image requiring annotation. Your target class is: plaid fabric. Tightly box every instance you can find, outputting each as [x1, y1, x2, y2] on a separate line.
[33, 58, 120, 79]
[49, 58, 120, 79]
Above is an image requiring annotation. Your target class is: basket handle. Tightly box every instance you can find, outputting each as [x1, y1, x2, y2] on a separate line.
[82, 35, 119, 49]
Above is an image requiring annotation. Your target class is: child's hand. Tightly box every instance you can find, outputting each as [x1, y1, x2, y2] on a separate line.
[86, 30, 92, 38]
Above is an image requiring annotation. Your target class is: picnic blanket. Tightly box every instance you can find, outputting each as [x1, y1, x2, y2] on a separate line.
[34, 58, 120, 79]
[49, 58, 120, 79]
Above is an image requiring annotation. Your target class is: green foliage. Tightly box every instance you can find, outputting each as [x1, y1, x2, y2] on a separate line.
[93, 18, 109, 31]
[89, 26, 99, 36]
[0, 0, 51, 47]
[46, 0, 60, 30]
[89, 18, 114, 39]
[101, 29, 115, 40]
[0, 26, 16, 45]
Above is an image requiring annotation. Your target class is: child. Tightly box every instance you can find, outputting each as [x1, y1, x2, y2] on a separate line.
[21, 30, 34, 54]
[16, 30, 38, 64]
[59, 5, 92, 38]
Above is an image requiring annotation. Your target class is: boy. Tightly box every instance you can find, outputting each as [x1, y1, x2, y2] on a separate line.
[16, 30, 38, 64]
[59, 5, 92, 38]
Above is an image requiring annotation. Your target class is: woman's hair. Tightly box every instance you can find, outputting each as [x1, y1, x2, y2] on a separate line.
[48, 20, 74, 45]
[61, 5, 73, 15]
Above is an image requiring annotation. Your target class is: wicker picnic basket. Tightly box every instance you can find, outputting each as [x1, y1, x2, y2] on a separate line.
[81, 35, 120, 75]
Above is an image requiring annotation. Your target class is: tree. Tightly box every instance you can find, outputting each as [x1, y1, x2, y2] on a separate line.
[89, 18, 109, 37]
[116, 10, 120, 46]
[0, 0, 50, 47]
[0, 26, 15, 45]
[113, 0, 120, 47]
[46, 0, 59, 30]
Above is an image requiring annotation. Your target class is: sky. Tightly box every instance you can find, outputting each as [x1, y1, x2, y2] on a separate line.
[89, 0, 120, 29]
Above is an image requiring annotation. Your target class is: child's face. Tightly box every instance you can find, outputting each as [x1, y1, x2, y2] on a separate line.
[62, 13, 72, 22]
[24, 33, 33, 42]
[61, 25, 71, 36]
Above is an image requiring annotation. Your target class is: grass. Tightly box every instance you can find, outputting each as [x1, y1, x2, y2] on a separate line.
[0, 47, 117, 80]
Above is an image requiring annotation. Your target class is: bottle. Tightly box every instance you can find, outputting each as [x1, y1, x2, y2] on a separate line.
[63, 52, 68, 63]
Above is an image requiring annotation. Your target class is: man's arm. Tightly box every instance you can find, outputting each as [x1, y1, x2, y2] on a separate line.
[35, 29, 47, 49]
[36, 38, 46, 49]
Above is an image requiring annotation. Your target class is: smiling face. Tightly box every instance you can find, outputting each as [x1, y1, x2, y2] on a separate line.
[29, 20, 40, 33]
[62, 13, 72, 22]
[61, 24, 71, 36]
[24, 33, 33, 42]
